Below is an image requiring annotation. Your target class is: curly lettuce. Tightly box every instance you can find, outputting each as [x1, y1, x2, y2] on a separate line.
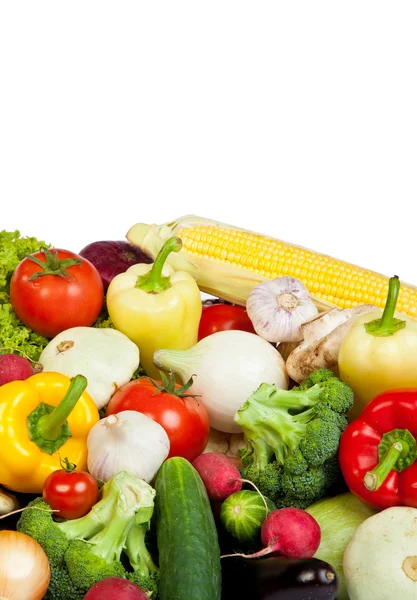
[0, 230, 51, 360]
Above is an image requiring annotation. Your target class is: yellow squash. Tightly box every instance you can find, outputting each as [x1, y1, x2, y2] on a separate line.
[0, 372, 99, 493]
[107, 237, 202, 379]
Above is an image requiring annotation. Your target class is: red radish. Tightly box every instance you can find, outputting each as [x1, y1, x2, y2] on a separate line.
[192, 453, 242, 501]
[83, 577, 149, 599]
[222, 508, 321, 561]
[0, 354, 34, 386]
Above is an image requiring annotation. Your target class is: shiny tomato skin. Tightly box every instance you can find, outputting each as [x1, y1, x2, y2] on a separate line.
[106, 378, 211, 462]
[43, 469, 99, 520]
[10, 249, 104, 338]
[198, 303, 255, 341]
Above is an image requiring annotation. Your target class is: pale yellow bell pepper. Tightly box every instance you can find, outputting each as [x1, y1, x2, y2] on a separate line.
[339, 276, 417, 420]
[106, 237, 202, 379]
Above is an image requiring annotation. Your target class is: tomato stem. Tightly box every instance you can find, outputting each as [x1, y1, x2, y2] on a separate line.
[28, 247, 82, 281]
[143, 370, 201, 402]
[59, 455, 77, 473]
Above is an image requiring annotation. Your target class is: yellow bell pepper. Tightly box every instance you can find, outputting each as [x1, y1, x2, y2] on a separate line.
[107, 236, 202, 379]
[339, 276, 417, 420]
[0, 372, 99, 493]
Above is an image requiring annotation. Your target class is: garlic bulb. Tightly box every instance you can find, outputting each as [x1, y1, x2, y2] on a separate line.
[246, 276, 318, 343]
[87, 410, 170, 483]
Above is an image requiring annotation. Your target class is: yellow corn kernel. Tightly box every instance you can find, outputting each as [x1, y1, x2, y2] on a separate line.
[126, 216, 417, 321]
[176, 224, 417, 320]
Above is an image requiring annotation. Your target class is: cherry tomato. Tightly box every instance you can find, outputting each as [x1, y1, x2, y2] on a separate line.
[43, 468, 99, 520]
[198, 303, 256, 340]
[106, 376, 210, 462]
[10, 247, 104, 338]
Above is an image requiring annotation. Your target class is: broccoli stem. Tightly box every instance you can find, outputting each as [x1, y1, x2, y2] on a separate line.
[125, 523, 158, 576]
[57, 476, 123, 540]
[87, 507, 134, 563]
[236, 386, 320, 467]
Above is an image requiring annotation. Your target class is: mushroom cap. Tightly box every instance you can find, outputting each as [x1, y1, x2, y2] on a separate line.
[286, 304, 377, 382]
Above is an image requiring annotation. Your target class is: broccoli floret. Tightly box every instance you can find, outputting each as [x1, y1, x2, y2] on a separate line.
[17, 471, 158, 598]
[278, 466, 327, 509]
[299, 419, 342, 467]
[16, 497, 69, 568]
[240, 461, 282, 502]
[44, 567, 84, 600]
[235, 369, 353, 508]
[65, 539, 128, 593]
[235, 370, 353, 469]
[64, 473, 157, 594]
[128, 571, 160, 598]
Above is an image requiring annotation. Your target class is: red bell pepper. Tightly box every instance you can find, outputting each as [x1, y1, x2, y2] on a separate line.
[339, 388, 417, 510]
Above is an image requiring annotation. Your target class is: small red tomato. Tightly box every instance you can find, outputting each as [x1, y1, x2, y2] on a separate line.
[198, 303, 255, 341]
[10, 247, 104, 338]
[43, 463, 98, 520]
[106, 374, 210, 462]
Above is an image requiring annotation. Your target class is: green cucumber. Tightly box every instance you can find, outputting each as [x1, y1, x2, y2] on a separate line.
[220, 490, 276, 542]
[155, 457, 221, 600]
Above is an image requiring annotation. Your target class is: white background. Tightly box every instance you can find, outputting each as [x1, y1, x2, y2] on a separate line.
[1, 2, 416, 285]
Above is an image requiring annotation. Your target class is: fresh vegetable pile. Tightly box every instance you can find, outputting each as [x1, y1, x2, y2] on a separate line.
[1, 217, 417, 600]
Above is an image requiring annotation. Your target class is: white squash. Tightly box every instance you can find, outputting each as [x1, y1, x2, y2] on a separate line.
[39, 326, 140, 409]
[344, 506, 417, 600]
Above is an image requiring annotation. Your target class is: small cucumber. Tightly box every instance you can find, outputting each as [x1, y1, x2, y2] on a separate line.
[220, 490, 276, 542]
[155, 457, 222, 600]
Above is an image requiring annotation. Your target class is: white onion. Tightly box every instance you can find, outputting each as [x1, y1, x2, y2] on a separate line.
[154, 330, 288, 433]
[0, 530, 50, 600]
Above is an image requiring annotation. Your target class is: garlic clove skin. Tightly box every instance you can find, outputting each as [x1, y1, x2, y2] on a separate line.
[246, 276, 318, 343]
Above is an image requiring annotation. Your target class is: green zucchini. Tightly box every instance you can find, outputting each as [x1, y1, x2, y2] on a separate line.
[155, 457, 222, 600]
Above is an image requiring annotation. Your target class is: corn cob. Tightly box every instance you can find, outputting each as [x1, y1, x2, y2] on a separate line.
[127, 215, 417, 321]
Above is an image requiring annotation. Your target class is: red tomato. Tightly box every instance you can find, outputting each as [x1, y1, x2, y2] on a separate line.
[106, 378, 210, 462]
[10, 248, 104, 338]
[43, 468, 99, 520]
[198, 303, 255, 340]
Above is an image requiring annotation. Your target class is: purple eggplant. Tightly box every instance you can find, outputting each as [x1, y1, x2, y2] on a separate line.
[221, 555, 339, 600]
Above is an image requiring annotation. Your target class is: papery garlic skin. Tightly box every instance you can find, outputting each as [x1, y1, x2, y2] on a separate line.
[87, 410, 170, 483]
[247, 276, 318, 343]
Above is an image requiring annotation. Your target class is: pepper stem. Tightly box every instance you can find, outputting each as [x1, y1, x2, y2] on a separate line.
[135, 237, 182, 293]
[27, 375, 87, 454]
[364, 441, 404, 491]
[365, 276, 406, 336]
[37, 375, 87, 441]
[364, 428, 417, 491]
